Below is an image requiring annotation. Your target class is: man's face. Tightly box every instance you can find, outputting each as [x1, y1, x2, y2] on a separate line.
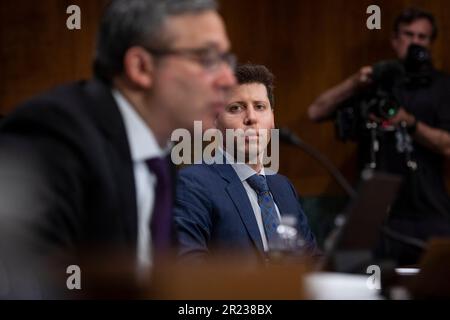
[150, 11, 236, 133]
[216, 83, 275, 161]
[391, 18, 433, 59]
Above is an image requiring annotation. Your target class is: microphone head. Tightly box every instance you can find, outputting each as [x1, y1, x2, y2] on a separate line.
[278, 127, 301, 146]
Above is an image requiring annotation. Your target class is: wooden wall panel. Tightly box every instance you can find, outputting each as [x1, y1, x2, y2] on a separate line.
[1, 0, 450, 196]
[0, 0, 107, 113]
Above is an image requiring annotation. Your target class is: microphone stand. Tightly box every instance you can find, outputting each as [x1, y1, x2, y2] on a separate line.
[278, 127, 357, 199]
[278, 127, 426, 253]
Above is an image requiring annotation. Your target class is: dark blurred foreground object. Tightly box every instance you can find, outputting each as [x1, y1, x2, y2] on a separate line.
[148, 254, 312, 299]
[64, 251, 155, 299]
[26, 250, 311, 299]
[56, 252, 313, 299]
[409, 238, 450, 298]
[380, 238, 450, 299]
[1, 240, 314, 299]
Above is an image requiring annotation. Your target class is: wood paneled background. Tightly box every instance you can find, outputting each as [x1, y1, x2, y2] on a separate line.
[1, 0, 450, 196]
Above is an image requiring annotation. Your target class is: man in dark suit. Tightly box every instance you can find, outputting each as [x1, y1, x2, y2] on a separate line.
[174, 64, 317, 263]
[0, 0, 235, 298]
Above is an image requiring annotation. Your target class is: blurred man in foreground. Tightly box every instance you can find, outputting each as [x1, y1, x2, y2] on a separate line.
[0, 0, 236, 298]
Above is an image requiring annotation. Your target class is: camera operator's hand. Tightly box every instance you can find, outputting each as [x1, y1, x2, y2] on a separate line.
[367, 108, 416, 131]
[387, 108, 450, 159]
[308, 65, 374, 122]
[388, 108, 416, 128]
[352, 66, 373, 89]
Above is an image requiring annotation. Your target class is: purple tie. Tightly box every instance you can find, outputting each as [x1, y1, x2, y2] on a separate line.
[146, 157, 172, 254]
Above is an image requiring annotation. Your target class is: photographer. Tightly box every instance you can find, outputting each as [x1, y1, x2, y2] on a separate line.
[308, 8, 450, 265]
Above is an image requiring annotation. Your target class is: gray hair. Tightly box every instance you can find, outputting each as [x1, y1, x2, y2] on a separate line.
[93, 0, 218, 83]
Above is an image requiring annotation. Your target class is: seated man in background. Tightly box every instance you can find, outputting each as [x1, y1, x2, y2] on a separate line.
[174, 64, 317, 263]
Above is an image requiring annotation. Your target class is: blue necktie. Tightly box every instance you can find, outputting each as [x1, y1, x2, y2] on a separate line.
[246, 174, 280, 246]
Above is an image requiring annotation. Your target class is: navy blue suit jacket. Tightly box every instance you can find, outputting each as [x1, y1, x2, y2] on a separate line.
[174, 163, 317, 262]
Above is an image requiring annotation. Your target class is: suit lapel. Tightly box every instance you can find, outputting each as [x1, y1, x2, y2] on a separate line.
[212, 164, 265, 254]
[83, 79, 138, 246]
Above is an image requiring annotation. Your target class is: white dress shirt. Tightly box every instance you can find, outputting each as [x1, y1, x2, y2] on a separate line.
[221, 150, 281, 252]
[112, 89, 170, 268]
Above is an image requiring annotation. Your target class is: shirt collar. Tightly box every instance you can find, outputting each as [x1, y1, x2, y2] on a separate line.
[218, 148, 265, 182]
[112, 89, 171, 162]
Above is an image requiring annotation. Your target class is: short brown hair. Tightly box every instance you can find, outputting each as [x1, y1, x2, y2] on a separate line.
[235, 64, 275, 108]
[393, 7, 438, 41]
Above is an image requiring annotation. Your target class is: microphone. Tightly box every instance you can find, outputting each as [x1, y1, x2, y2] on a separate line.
[278, 127, 357, 199]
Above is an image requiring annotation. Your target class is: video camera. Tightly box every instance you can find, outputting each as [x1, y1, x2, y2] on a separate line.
[336, 44, 433, 141]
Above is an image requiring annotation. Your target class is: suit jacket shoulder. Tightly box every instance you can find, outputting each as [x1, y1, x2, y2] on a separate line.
[0, 80, 139, 297]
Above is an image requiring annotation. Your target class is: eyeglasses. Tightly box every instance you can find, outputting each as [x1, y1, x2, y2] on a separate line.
[144, 46, 237, 72]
